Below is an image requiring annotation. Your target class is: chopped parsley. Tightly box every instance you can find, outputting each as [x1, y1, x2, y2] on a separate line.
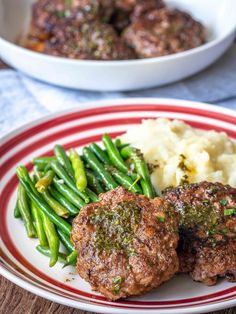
[220, 228, 228, 235]
[178, 154, 190, 172]
[157, 216, 165, 223]
[224, 208, 236, 216]
[207, 229, 215, 236]
[220, 199, 228, 206]
[89, 201, 141, 256]
[113, 276, 123, 294]
[178, 202, 219, 230]
[180, 174, 189, 185]
[56, 10, 71, 18]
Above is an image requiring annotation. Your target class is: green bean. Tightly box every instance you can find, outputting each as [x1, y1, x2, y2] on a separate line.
[31, 201, 48, 246]
[14, 200, 21, 218]
[34, 164, 44, 172]
[18, 184, 37, 238]
[17, 166, 36, 191]
[51, 160, 90, 203]
[36, 245, 67, 265]
[83, 147, 118, 190]
[102, 134, 128, 173]
[69, 148, 87, 192]
[49, 186, 80, 216]
[53, 178, 86, 209]
[33, 167, 42, 180]
[32, 173, 39, 184]
[40, 210, 59, 267]
[35, 170, 70, 217]
[35, 170, 55, 193]
[63, 250, 77, 268]
[33, 157, 56, 171]
[87, 168, 107, 189]
[17, 177, 72, 236]
[110, 168, 142, 194]
[54, 144, 74, 178]
[128, 172, 140, 181]
[118, 143, 130, 150]
[120, 146, 133, 159]
[42, 190, 69, 218]
[132, 153, 155, 198]
[86, 170, 104, 194]
[44, 163, 52, 173]
[85, 188, 99, 202]
[89, 143, 112, 165]
[120, 147, 155, 198]
[140, 179, 154, 198]
[131, 152, 150, 182]
[57, 228, 74, 252]
[114, 138, 122, 147]
[17, 166, 72, 232]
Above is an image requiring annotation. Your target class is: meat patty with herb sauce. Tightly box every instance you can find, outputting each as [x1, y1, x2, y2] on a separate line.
[164, 181, 236, 285]
[44, 21, 136, 60]
[31, 0, 114, 36]
[71, 187, 179, 300]
[122, 7, 206, 58]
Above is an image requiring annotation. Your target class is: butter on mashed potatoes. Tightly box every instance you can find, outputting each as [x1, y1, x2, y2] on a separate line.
[121, 119, 236, 192]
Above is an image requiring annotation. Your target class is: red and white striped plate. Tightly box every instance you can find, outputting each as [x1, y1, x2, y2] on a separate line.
[1, 98, 236, 314]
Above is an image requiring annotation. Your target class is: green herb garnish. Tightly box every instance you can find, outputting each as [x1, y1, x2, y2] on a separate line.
[220, 199, 228, 206]
[113, 276, 123, 294]
[56, 10, 71, 18]
[90, 201, 141, 256]
[157, 216, 165, 223]
[220, 228, 228, 235]
[224, 208, 235, 216]
[178, 154, 190, 172]
[207, 229, 215, 236]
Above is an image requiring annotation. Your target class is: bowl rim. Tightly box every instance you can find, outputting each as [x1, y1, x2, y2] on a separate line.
[0, 3, 235, 66]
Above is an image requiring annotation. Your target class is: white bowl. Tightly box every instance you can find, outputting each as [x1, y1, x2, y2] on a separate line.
[0, 0, 235, 91]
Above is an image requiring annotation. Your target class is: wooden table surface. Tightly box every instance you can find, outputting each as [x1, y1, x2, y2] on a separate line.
[0, 59, 235, 314]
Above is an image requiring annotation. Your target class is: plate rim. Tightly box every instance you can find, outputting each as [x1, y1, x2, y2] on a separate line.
[1, 98, 236, 314]
[1, 265, 236, 314]
[1, 97, 236, 143]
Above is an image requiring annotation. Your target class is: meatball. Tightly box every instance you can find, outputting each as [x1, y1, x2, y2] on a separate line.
[122, 7, 206, 58]
[44, 21, 136, 60]
[164, 181, 236, 285]
[31, 0, 114, 37]
[115, 0, 164, 13]
[71, 187, 179, 300]
[111, 0, 165, 33]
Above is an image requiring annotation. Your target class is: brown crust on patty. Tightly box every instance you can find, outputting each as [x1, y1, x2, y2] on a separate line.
[71, 187, 179, 300]
[164, 181, 236, 285]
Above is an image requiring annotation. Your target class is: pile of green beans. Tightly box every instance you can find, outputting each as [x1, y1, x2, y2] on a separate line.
[14, 133, 156, 268]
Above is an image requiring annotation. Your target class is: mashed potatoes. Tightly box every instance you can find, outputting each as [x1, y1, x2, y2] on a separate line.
[121, 119, 236, 192]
